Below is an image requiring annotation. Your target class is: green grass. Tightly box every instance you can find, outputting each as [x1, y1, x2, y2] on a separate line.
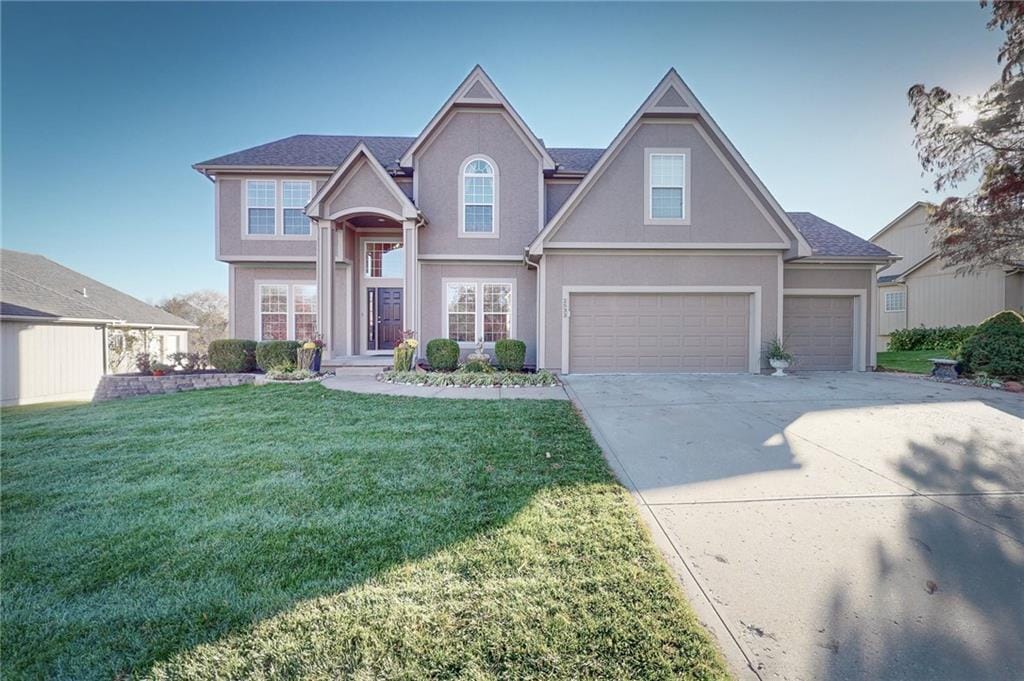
[1, 384, 727, 680]
[877, 349, 951, 374]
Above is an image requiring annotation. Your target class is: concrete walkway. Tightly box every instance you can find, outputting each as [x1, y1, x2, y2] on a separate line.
[564, 372, 1023, 681]
[321, 374, 568, 400]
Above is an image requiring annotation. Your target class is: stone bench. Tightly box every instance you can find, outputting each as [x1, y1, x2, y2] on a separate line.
[929, 358, 958, 380]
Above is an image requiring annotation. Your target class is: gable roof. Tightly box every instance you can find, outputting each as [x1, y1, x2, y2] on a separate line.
[869, 201, 933, 242]
[399, 66, 555, 171]
[306, 142, 420, 222]
[786, 213, 894, 259]
[527, 68, 812, 257]
[0, 249, 195, 327]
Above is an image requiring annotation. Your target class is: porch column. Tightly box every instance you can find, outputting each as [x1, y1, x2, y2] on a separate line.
[403, 217, 418, 353]
[316, 218, 335, 360]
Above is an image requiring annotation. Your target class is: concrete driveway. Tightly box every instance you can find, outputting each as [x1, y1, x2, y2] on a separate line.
[564, 372, 1023, 681]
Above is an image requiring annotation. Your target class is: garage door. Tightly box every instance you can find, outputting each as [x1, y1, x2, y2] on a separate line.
[568, 293, 750, 373]
[783, 296, 855, 370]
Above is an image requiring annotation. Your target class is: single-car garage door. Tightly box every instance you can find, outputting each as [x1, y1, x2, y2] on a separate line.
[569, 292, 750, 373]
[783, 296, 855, 370]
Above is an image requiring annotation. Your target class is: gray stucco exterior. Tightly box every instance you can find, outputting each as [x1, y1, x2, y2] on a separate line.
[199, 66, 891, 372]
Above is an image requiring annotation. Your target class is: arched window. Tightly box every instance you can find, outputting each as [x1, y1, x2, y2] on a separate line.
[460, 156, 497, 236]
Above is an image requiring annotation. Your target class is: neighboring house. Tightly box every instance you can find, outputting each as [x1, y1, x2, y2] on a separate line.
[194, 66, 894, 374]
[870, 202, 1024, 349]
[0, 249, 195, 405]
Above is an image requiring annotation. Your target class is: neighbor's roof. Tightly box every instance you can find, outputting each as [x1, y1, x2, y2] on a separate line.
[786, 212, 894, 259]
[0, 249, 195, 327]
[196, 135, 892, 259]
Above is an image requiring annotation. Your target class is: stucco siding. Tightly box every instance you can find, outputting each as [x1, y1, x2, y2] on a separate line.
[230, 264, 318, 341]
[543, 253, 779, 371]
[325, 160, 403, 218]
[1, 321, 104, 405]
[415, 110, 542, 256]
[546, 122, 786, 246]
[905, 261, 1007, 328]
[545, 181, 579, 223]
[874, 204, 934, 277]
[418, 262, 537, 365]
[217, 176, 319, 261]
[783, 265, 875, 368]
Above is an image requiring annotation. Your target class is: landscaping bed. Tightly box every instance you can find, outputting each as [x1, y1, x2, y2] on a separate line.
[380, 368, 559, 388]
[2, 384, 727, 679]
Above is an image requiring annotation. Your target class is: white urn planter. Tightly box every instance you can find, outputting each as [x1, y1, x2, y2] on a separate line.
[769, 358, 790, 377]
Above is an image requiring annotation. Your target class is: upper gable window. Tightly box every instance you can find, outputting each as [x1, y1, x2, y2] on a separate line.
[247, 180, 276, 235]
[282, 181, 312, 235]
[460, 156, 498, 238]
[645, 149, 689, 225]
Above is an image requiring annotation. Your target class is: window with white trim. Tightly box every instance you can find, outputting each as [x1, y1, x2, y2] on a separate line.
[247, 180, 276, 235]
[461, 157, 496, 234]
[445, 281, 514, 344]
[649, 152, 686, 219]
[258, 283, 318, 341]
[282, 181, 312, 235]
[884, 290, 906, 313]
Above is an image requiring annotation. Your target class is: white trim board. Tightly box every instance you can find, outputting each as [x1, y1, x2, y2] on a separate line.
[782, 288, 868, 372]
[559, 285, 763, 375]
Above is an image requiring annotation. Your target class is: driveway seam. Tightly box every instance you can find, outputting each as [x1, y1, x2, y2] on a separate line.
[563, 379, 764, 681]
[645, 490, 1024, 506]
[735, 402, 1024, 545]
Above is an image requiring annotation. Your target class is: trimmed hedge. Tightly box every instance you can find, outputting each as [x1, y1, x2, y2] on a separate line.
[255, 340, 301, 371]
[426, 338, 460, 371]
[888, 325, 976, 353]
[494, 339, 526, 371]
[208, 339, 258, 373]
[959, 310, 1024, 379]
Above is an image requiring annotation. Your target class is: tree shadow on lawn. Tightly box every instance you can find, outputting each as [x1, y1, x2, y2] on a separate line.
[1, 384, 726, 679]
[817, 430, 1024, 681]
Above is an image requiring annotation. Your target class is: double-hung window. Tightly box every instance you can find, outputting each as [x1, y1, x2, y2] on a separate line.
[646, 149, 688, 224]
[460, 157, 497, 236]
[247, 180, 276, 235]
[444, 281, 513, 344]
[884, 290, 906, 313]
[282, 181, 312, 235]
[258, 283, 318, 341]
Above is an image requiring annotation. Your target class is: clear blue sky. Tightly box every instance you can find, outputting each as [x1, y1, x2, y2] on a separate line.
[1, 1, 1003, 301]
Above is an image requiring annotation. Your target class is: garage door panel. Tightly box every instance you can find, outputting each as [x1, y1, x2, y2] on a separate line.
[783, 296, 855, 371]
[569, 292, 750, 373]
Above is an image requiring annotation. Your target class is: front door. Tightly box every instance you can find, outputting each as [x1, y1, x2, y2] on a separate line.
[368, 287, 403, 350]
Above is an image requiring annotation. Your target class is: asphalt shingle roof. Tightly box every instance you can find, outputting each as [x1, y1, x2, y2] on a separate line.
[0, 249, 194, 327]
[786, 212, 893, 259]
[197, 136, 892, 259]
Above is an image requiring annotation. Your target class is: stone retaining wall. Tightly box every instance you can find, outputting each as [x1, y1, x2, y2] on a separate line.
[93, 373, 255, 402]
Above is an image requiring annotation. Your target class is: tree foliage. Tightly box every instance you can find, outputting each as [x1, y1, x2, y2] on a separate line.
[159, 289, 228, 354]
[907, 1, 1024, 272]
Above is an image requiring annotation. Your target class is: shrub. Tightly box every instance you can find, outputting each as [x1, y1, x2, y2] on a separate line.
[959, 310, 1024, 379]
[426, 338, 460, 370]
[255, 340, 301, 372]
[382, 369, 559, 387]
[208, 339, 258, 373]
[134, 353, 153, 375]
[168, 351, 208, 373]
[887, 325, 977, 353]
[461, 359, 494, 373]
[494, 339, 526, 371]
[151, 362, 173, 374]
[266, 367, 313, 381]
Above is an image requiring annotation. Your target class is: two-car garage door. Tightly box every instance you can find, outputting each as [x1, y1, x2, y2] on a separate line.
[568, 292, 751, 373]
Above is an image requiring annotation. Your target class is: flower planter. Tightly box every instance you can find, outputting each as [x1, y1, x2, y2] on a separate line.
[310, 349, 321, 372]
[768, 358, 789, 377]
[152, 370, 166, 377]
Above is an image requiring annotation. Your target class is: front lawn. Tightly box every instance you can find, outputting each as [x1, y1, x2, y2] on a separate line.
[876, 349, 951, 374]
[1, 384, 727, 679]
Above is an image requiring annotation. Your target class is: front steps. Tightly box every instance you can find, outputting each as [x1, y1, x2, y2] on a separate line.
[322, 355, 392, 376]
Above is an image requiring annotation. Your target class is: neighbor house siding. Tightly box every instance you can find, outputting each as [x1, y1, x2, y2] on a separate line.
[418, 261, 537, 365]
[874, 204, 933, 278]
[905, 260, 1007, 328]
[415, 110, 543, 257]
[542, 253, 779, 371]
[545, 122, 787, 246]
[876, 283, 908, 347]
[1, 321, 105, 405]
[1006, 272, 1024, 314]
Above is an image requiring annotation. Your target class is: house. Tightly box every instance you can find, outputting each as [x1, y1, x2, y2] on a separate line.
[0, 249, 195, 405]
[871, 202, 1024, 350]
[193, 66, 895, 374]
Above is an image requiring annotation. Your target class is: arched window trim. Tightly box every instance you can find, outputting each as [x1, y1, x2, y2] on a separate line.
[458, 154, 499, 239]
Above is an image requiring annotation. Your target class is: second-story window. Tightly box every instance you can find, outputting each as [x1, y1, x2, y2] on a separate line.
[247, 180, 276, 235]
[461, 157, 497, 236]
[282, 181, 312, 235]
[650, 153, 686, 219]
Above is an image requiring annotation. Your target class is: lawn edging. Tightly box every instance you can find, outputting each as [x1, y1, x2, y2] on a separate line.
[93, 372, 255, 402]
